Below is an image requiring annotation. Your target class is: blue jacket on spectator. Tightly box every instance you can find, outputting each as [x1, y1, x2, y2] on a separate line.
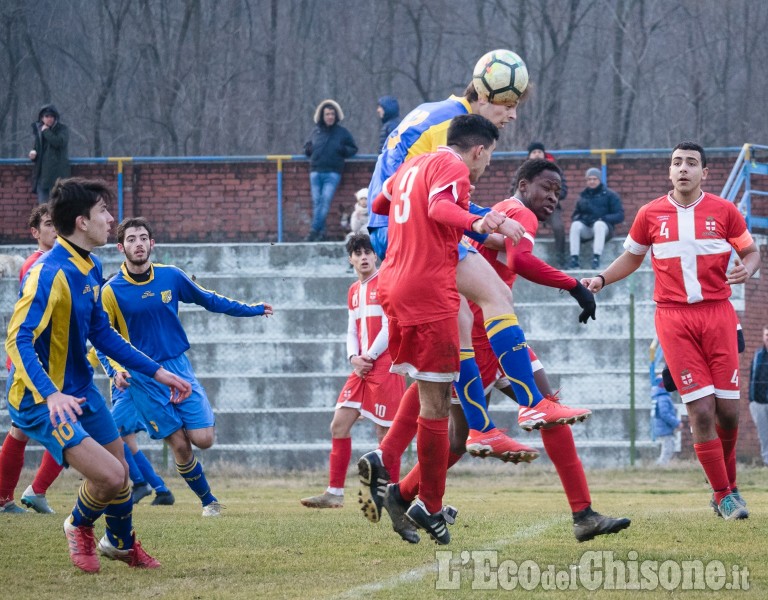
[572, 182, 624, 234]
[652, 382, 680, 438]
[377, 96, 401, 151]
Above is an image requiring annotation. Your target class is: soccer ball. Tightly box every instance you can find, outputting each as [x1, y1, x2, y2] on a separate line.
[472, 49, 529, 104]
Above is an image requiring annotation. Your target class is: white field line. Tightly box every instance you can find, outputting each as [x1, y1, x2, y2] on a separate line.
[332, 516, 565, 599]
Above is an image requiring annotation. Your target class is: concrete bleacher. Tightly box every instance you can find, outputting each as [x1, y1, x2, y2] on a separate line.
[0, 238, 661, 470]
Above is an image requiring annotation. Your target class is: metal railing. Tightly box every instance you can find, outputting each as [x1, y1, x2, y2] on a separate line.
[720, 143, 768, 231]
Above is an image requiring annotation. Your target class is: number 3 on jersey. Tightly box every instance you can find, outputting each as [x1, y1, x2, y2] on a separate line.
[394, 166, 419, 224]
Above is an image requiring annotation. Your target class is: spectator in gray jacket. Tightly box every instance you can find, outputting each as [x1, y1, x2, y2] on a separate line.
[568, 168, 624, 269]
[304, 100, 358, 241]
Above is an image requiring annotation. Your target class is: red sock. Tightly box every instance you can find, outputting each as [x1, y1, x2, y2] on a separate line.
[415, 416, 449, 514]
[328, 437, 352, 489]
[380, 384, 420, 481]
[694, 438, 731, 503]
[541, 425, 591, 513]
[716, 424, 738, 489]
[0, 433, 27, 502]
[399, 451, 463, 503]
[31, 451, 64, 495]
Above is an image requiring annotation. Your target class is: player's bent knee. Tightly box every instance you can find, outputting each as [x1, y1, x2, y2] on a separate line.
[189, 428, 215, 450]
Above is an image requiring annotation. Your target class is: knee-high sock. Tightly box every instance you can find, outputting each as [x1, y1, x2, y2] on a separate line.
[70, 482, 108, 528]
[328, 437, 352, 489]
[104, 484, 134, 550]
[31, 451, 64, 495]
[400, 451, 463, 503]
[454, 349, 495, 432]
[694, 438, 731, 503]
[0, 434, 26, 502]
[416, 416, 449, 514]
[485, 314, 544, 407]
[176, 457, 217, 506]
[541, 425, 591, 513]
[124, 443, 145, 485]
[380, 384, 420, 481]
[133, 450, 169, 493]
[716, 424, 738, 490]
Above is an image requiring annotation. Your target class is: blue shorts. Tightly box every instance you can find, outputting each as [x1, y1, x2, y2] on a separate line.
[7, 383, 120, 466]
[111, 385, 148, 436]
[457, 238, 479, 262]
[368, 226, 388, 260]
[127, 354, 215, 440]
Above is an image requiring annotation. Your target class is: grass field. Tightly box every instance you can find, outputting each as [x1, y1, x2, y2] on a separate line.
[1, 463, 766, 599]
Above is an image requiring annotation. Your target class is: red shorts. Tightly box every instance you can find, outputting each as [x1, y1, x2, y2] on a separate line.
[336, 357, 405, 426]
[656, 300, 739, 403]
[388, 316, 460, 382]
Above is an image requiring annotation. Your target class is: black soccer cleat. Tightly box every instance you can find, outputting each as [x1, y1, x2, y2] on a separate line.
[573, 507, 631, 542]
[357, 450, 390, 523]
[383, 484, 420, 544]
[151, 490, 175, 506]
[405, 499, 457, 545]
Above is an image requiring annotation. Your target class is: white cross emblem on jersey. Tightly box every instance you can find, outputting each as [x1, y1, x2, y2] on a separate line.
[651, 198, 731, 303]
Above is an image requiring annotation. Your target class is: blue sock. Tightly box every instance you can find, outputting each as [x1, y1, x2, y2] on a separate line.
[123, 443, 145, 486]
[176, 457, 217, 506]
[454, 349, 495, 432]
[485, 314, 544, 407]
[104, 484, 134, 550]
[70, 482, 108, 528]
[133, 450, 169, 493]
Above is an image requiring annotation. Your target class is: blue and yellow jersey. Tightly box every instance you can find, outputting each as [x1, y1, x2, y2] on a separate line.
[5, 238, 160, 411]
[367, 95, 472, 229]
[101, 263, 268, 363]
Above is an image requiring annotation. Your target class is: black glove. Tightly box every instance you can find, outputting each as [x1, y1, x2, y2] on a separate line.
[661, 366, 677, 392]
[568, 281, 596, 324]
[737, 327, 745, 353]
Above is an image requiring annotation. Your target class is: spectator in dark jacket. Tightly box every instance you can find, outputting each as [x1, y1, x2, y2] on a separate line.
[568, 168, 624, 269]
[29, 104, 71, 204]
[528, 141, 568, 267]
[377, 96, 401, 152]
[749, 326, 768, 466]
[304, 99, 358, 241]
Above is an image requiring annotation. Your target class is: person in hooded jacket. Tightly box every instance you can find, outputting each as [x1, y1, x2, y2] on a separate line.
[304, 100, 358, 241]
[377, 96, 401, 152]
[29, 104, 71, 204]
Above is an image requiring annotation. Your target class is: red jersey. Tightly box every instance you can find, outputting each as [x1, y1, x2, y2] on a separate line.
[377, 147, 476, 325]
[346, 271, 389, 360]
[625, 192, 753, 305]
[6, 249, 45, 372]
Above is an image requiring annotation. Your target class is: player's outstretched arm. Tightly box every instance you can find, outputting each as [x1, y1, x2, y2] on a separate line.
[582, 250, 644, 293]
[153, 368, 192, 404]
[46, 391, 85, 426]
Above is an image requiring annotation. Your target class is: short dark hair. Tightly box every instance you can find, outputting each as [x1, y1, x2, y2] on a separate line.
[49, 178, 114, 236]
[345, 233, 374, 255]
[673, 141, 707, 168]
[447, 114, 499, 151]
[28, 204, 50, 230]
[117, 217, 154, 244]
[511, 159, 562, 194]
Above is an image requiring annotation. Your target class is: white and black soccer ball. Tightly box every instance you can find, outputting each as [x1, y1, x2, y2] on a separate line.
[472, 49, 529, 104]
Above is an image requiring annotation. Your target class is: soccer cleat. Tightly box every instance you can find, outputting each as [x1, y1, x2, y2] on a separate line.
[300, 491, 344, 509]
[465, 428, 540, 463]
[21, 485, 55, 514]
[63, 516, 100, 573]
[0, 500, 28, 514]
[131, 482, 153, 505]
[202, 500, 223, 517]
[717, 493, 749, 520]
[711, 489, 747, 518]
[151, 490, 175, 506]
[405, 499, 457, 545]
[98, 533, 161, 568]
[357, 450, 390, 524]
[383, 484, 420, 544]
[518, 396, 591, 431]
[573, 507, 632, 542]
[732, 488, 747, 507]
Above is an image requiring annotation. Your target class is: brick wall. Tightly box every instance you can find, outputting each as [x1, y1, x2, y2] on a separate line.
[1, 155, 765, 460]
[0, 155, 739, 244]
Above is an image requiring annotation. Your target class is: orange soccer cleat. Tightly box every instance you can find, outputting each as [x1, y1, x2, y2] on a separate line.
[465, 427, 539, 463]
[518, 396, 591, 431]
